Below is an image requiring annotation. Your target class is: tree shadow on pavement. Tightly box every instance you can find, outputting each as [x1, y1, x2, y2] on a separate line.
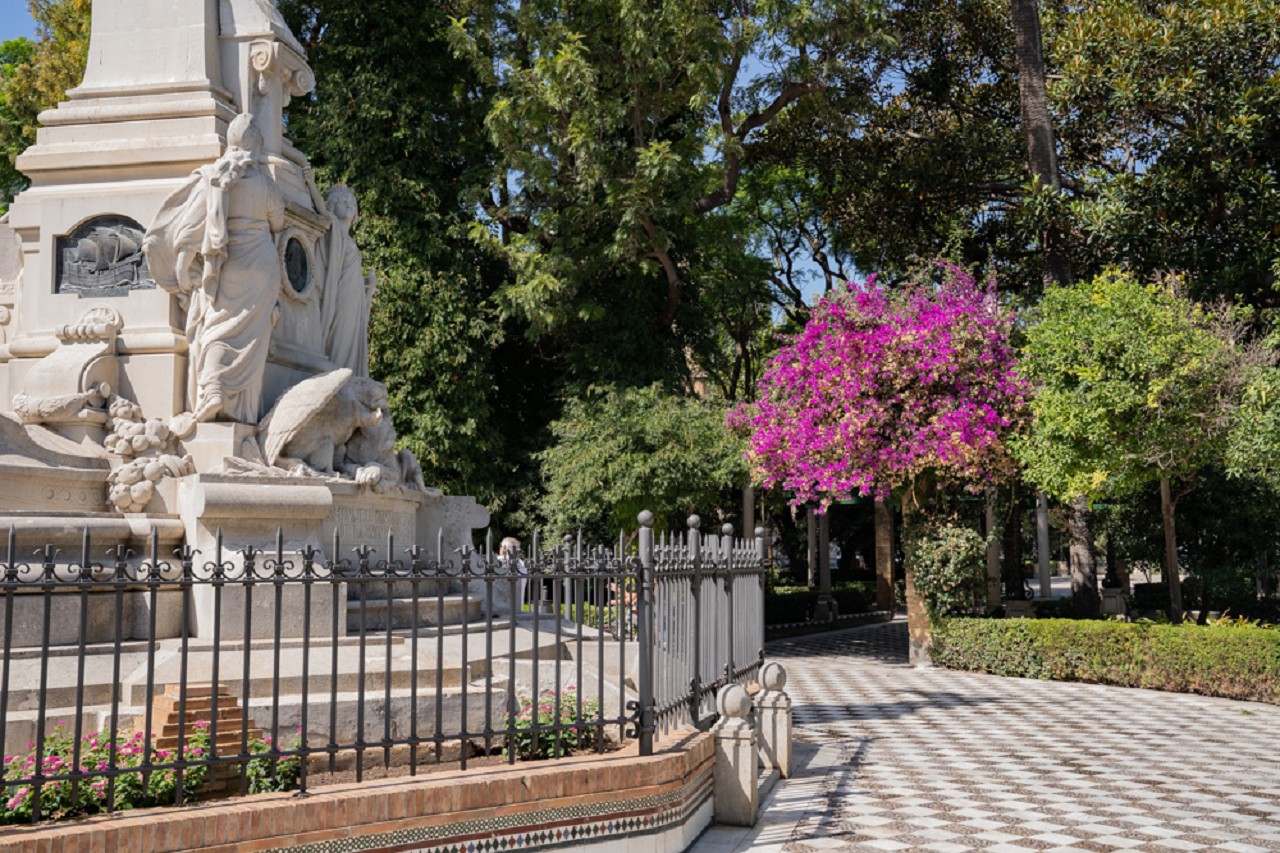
[792, 689, 1008, 727]
[768, 621, 909, 666]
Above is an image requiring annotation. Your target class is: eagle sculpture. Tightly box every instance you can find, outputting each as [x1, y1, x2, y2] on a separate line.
[257, 368, 385, 475]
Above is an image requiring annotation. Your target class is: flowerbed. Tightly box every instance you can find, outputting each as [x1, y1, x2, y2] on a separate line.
[1, 722, 302, 824]
[1, 723, 210, 824]
[931, 617, 1280, 704]
[505, 688, 601, 761]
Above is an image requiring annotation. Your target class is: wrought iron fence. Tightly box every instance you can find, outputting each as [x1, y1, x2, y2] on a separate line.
[0, 512, 765, 823]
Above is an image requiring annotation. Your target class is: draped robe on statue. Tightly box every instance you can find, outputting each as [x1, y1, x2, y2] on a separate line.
[319, 215, 371, 377]
[145, 148, 285, 424]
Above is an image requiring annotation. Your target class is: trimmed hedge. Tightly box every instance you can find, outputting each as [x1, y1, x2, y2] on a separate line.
[931, 618, 1280, 704]
[765, 583, 874, 624]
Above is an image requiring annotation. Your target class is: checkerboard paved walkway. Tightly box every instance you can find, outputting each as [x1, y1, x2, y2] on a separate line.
[691, 620, 1280, 852]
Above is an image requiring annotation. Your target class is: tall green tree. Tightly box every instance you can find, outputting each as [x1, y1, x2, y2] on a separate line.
[1049, 0, 1280, 306]
[279, 0, 557, 527]
[0, 37, 35, 209]
[752, 0, 1041, 286]
[540, 384, 747, 538]
[1015, 269, 1265, 617]
[447, 0, 886, 390]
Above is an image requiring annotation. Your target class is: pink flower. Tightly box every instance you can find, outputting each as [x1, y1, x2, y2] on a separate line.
[733, 261, 1027, 506]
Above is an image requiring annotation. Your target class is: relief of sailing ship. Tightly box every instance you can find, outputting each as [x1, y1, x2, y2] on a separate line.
[56, 216, 155, 297]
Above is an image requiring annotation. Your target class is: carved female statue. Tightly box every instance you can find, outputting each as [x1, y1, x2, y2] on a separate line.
[319, 185, 375, 377]
[144, 113, 285, 431]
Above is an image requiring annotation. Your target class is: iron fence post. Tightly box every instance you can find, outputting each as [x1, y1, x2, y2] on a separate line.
[723, 523, 735, 683]
[756, 526, 767, 665]
[688, 515, 702, 727]
[637, 511, 656, 756]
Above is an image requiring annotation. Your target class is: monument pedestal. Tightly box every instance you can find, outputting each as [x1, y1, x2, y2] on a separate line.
[179, 474, 336, 640]
[1101, 587, 1127, 616]
[175, 474, 489, 640]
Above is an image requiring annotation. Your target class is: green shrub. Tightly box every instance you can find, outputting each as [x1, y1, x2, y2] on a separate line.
[832, 584, 872, 614]
[243, 733, 303, 794]
[1130, 582, 1169, 611]
[764, 583, 875, 624]
[908, 521, 988, 617]
[1031, 597, 1075, 619]
[764, 587, 814, 624]
[932, 618, 1280, 703]
[504, 688, 601, 761]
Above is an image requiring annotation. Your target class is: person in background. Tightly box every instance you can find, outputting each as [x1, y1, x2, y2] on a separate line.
[499, 537, 528, 615]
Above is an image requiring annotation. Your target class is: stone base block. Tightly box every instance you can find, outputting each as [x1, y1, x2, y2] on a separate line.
[189, 581, 344, 641]
[0, 586, 185, 647]
[183, 422, 260, 475]
[1004, 600, 1035, 618]
[1102, 587, 1127, 616]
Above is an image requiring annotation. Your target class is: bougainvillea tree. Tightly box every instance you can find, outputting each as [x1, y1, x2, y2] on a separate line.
[731, 261, 1029, 661]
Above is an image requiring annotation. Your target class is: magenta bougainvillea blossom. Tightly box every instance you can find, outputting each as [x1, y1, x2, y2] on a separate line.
[731, 261, 1028, 507]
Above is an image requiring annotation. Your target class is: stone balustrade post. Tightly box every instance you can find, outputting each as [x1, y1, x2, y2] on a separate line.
[755, 662, 793, 778]
[712, 683, 758, 826]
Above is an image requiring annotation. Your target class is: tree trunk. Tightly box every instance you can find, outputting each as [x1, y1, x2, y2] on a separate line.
[1011, 0, 1072, 289]
[806, 506, 817, 588]
[1068, 497, 1100, 617]
[874, 496, 895, 611]
[1035, 492, 1052, 598]
[1014, 0, 1099, 616]
[984, 489, 1002, 610]
[1159, 477, 1183, 621]
[902, 498, 930, 666]
[815, 510, 835, 620]
[1003, 484, 1025, 599]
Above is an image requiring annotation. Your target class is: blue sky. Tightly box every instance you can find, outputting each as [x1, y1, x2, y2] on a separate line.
[1, 6, 36, 43]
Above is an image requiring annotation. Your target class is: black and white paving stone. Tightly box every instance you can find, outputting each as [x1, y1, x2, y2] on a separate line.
[690, 620, 1280, 852]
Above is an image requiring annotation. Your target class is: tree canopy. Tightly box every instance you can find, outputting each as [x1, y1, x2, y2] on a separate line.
[1015, 270, 1254, 503]
[540, 383, 747, 537]
[446, 0, 887, 390]
[1014, 268, 1268, 614]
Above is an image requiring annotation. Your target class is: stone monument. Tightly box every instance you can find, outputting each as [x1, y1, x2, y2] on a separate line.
[0, 0, 488, 640]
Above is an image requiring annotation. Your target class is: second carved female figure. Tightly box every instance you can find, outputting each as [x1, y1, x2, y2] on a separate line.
[319, 185, 376, 378]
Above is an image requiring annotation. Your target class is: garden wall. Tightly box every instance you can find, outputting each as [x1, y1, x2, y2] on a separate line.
[0, 733, 715, 853]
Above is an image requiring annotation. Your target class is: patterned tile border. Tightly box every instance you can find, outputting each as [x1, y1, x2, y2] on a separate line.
[279, 766, 715, 853]
[0, 733, 717, 852]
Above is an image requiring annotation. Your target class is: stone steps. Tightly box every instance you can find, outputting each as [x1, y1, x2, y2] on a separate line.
[346, 593, 484, 632]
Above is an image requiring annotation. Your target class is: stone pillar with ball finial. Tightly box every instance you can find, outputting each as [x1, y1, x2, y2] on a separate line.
[755, 661, 793, 778]
[712, 682, 758, 826]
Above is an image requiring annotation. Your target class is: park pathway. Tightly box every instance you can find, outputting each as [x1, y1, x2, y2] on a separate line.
[690, 620, 1280, 852]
